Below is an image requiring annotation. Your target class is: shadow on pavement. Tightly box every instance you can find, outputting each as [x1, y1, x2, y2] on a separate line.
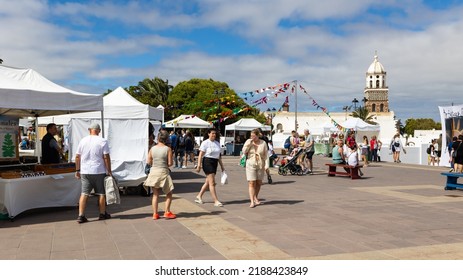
[224, 198, 304, 206]
[174, 182, 204, 194]
[171, 171, 205, 180]
[268, 180, 296, 185]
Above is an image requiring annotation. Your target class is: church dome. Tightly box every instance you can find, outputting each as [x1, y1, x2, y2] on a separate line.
[367, 55, 385, 74]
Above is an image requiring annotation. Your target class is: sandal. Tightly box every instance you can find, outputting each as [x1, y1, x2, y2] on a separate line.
[267, 175, 273, 184]
[194, 197, 204, 204]
[214, 201, 223, 207]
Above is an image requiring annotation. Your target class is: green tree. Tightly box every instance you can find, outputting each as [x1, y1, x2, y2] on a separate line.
[2, 133, 15, 157]
[350, 107, 377, 125]
[167, 78, 263, 133]
[404, 118, 442, 136]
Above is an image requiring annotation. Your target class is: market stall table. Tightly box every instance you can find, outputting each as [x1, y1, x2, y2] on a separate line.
[0, 173, 81, 219]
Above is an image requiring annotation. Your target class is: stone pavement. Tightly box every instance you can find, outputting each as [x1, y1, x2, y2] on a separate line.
[1, 155, 462, 260]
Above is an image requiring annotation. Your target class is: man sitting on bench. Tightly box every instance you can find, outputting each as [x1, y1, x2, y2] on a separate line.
[346, 145, 364, 177]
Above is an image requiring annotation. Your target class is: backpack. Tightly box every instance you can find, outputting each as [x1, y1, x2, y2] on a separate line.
[178, 135, 185, 148]
[284, 136, 291, 149]
[426, 145, 431, 155]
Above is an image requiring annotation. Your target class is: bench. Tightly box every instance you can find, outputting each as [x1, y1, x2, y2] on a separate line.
[441, 172, 463, 190]
[325, 163, 363, 179]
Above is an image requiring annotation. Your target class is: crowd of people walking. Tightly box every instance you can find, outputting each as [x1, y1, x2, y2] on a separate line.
[73, 120, 463, 224]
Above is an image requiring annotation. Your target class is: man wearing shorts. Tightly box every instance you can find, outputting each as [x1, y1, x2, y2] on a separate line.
[75, 123, 112, 224]
[303, 129, 315, 175]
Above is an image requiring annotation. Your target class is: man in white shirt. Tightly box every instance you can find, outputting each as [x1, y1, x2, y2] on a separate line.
[75, 123, 112, 224]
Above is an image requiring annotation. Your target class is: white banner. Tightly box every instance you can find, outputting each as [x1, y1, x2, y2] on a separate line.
[438, 104, 463, 167]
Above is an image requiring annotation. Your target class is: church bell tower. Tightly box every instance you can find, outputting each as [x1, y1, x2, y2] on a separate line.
[364, 53, 389, 112]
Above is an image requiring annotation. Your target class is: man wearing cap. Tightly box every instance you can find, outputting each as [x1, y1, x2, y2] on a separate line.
[75, 123, 112, 223]
[303, 129, 315, 175]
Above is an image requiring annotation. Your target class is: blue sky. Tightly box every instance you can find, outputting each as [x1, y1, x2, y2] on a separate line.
[1, 0, 463, 122]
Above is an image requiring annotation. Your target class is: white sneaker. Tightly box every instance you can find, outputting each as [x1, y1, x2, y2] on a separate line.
[182, 166, 187, 169]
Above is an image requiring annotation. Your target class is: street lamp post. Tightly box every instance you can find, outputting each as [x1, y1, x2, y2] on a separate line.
[214, 88, 225, 132]
[362, 97, 368, 109]
[342, 105, 350, 120]
[266, 107, 277, 140]
[352, 98, 359, 111]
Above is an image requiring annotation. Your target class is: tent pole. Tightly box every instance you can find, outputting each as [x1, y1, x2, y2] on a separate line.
[100, 110, 105, 138]
[233, 129, 236, 156]
[35, 114, 41, 164]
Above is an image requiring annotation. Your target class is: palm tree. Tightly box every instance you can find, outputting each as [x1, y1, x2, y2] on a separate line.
[132, 77, 172, 107]
[395, 118, 405, 135]
[350, 106, 377, 125]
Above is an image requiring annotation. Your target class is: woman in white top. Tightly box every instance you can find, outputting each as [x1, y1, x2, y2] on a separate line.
[347, 145, 363, 177]
[360, 135, 369, 167]
[390, 133, 406, 163]
[195, 128, 225, 207]
[242, 128, 269, 208]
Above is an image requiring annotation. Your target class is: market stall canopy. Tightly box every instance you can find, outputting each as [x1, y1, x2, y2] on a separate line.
[225, 118, 271, 131]
[0, 65, 103, 116]
[38, 87, 163, 124]
[340, 118, 380, 131]
[322, 121, 339, 133]
[164, 115, 213, 128]
[37, 87, 164, 186]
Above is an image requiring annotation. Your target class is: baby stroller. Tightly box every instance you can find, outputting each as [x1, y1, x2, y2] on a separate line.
[278, 148, 305, 176]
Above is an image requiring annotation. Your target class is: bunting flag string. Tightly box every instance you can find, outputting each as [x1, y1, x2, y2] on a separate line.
[298, 84, 351, 133]
[165, 106, 251, 126]
[238, 80, 351, 133]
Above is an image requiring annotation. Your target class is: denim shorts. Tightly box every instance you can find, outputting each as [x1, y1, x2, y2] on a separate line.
[81, 174, 106, 196]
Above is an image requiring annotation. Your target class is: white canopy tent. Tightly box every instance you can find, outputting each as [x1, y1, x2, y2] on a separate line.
[340, 118, 380, 131]
[340, 118, 381, 143]
[0, 65, 103, 217]
[224, 118, 271, 155]
[0, 65, 104, 162]
[224, 118, 271, 132]
[322, 121, 339, 133]
[38, 87, 164, 186]
[163, 115, 213, 129]
[0, 65, 103, 117]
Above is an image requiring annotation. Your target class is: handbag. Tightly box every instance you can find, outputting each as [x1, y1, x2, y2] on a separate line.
[220, 171, 228, 185]
[453, 143, 461, 159]
[239, 154, 246, 167]
[144, 163, 151, 175]
[104, 176, 121, 205]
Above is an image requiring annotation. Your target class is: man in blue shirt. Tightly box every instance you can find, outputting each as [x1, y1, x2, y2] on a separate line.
[170, 131, 178, 167]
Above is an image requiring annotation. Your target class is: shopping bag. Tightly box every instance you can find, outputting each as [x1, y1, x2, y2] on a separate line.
[239, 155, 246, 167]
[104, 176, 121, 205]
[220, 171, 228, 185]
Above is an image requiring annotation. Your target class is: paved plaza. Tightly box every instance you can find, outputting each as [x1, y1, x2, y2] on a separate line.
[1, 155, 462, 260]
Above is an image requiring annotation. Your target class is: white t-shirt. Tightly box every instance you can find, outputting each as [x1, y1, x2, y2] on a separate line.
[347, 151, 359, 167]
[199, 139, 221, 159]
[268, 143, 275, 155]
[76, 135, 110, 174]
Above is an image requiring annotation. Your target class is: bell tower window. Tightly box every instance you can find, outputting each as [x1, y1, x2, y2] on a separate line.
[380, 104, 384, 112]
[372, 104, 376, 112]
